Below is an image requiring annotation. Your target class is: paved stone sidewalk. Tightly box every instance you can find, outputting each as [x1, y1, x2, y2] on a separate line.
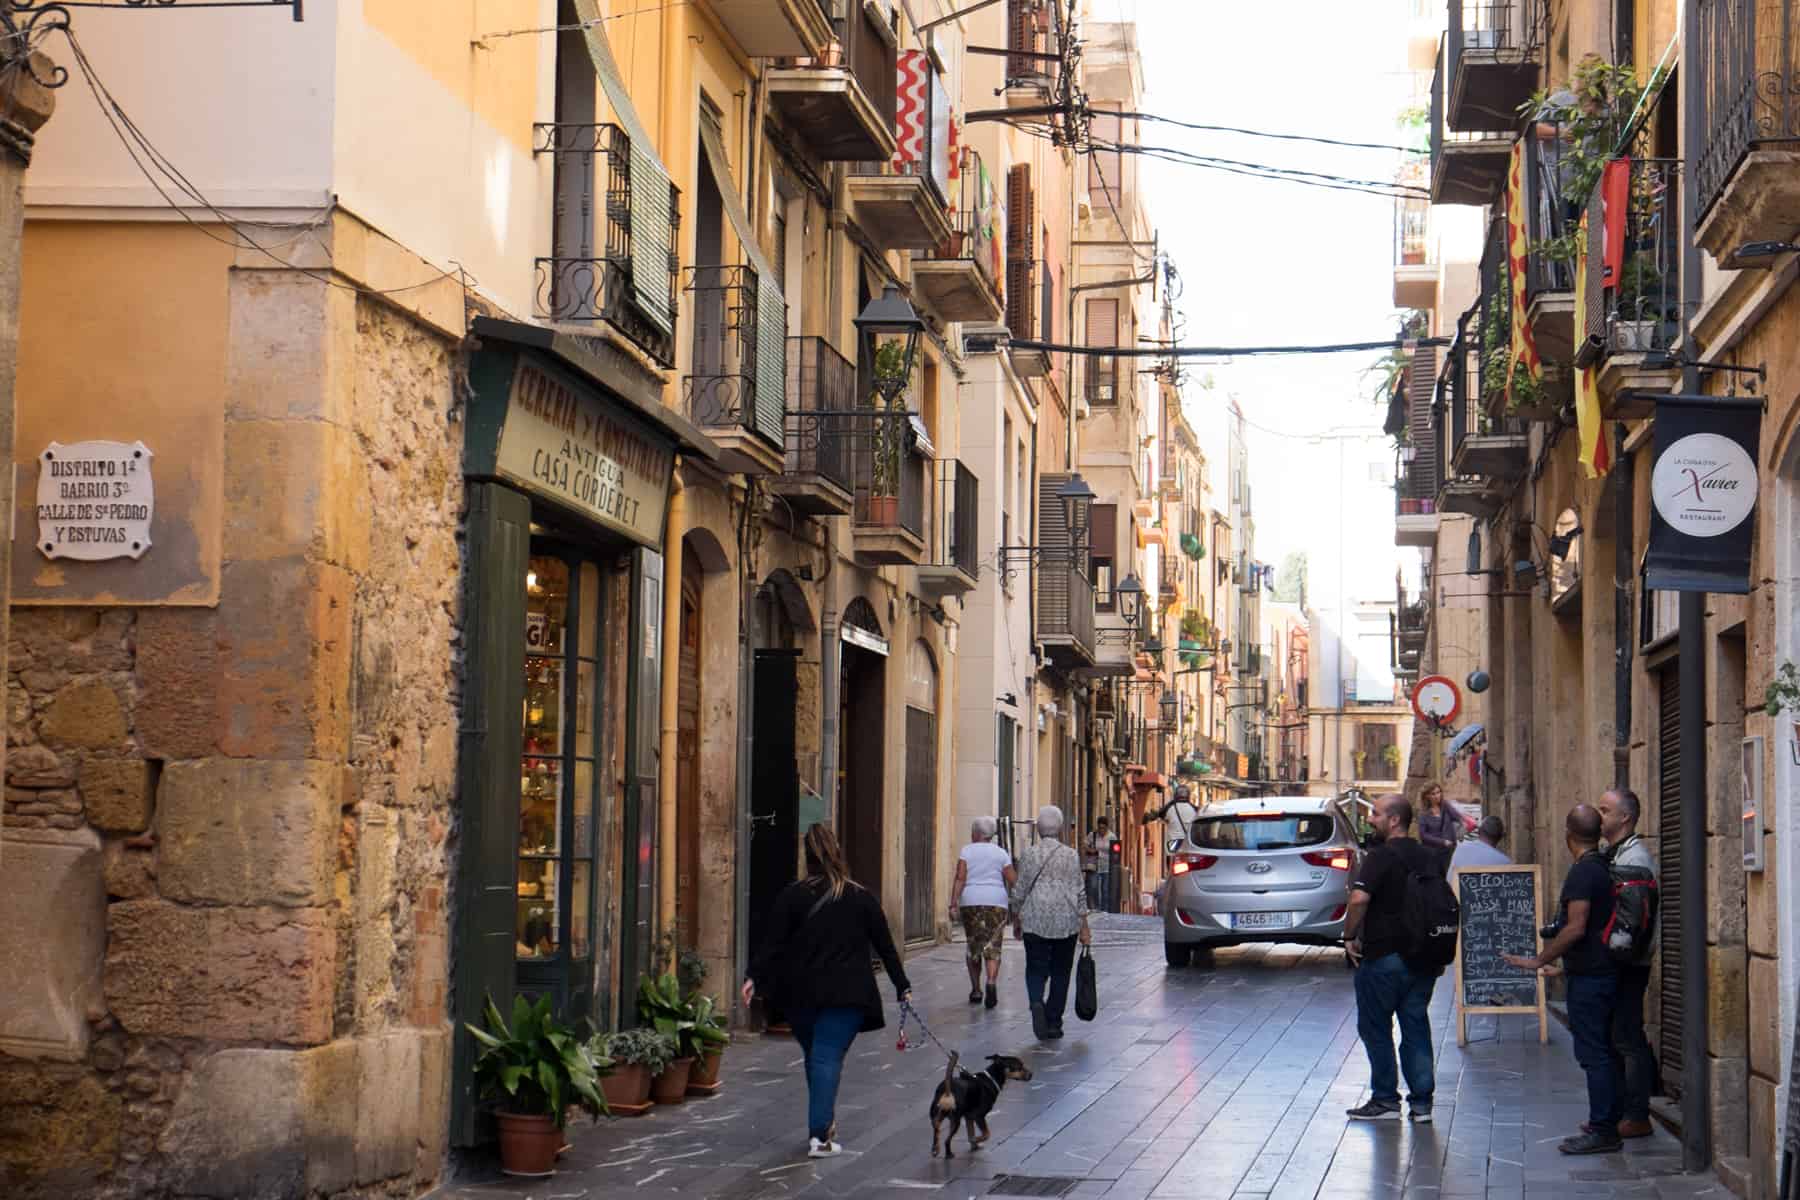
[433, 915, 1727, 1200]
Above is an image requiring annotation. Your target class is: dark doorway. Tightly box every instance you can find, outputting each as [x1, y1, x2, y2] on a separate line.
[903, 706, 937, 941]
[676, 575, 702, 948]
[748, 649, 801, 955]
[840, 643, 886, 896]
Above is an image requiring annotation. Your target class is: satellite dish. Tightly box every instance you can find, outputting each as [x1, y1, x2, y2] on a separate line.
[1467, 669, 1491, 694]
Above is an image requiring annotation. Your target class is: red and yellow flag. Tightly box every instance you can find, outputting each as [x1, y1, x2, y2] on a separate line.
[1504, 141, 1541, 407]
[1574, 210, 1608, 477]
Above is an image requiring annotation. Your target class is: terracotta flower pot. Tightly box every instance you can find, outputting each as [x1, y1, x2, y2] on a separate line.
[866, 494, 900, 527]
[495, 1111, 562, 1177]
[650, 1058, 694, 1105]
[688, 1050, 723, 1090]
[599, 1063, 652, 1111]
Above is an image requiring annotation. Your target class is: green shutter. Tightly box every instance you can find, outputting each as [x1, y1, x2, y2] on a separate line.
[451, 482, 531, 1147]
[698, 119, 788, 448]
[573, 0, 676, 336]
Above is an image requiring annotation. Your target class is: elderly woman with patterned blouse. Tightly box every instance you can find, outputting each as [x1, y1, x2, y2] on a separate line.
[950, 815, 1018, 1010]
[1010, 805, 1091, 1041]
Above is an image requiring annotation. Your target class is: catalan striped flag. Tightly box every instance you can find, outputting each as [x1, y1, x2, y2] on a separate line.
[1574, 209, 1608, 477]
[1504, 141, 1541, 407]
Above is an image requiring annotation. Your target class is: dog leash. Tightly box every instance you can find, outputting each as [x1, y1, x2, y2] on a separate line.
[895, 999, 957, 1063]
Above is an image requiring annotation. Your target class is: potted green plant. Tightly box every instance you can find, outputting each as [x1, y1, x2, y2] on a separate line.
[594, 1027, 674, 1115]
[684, 993, 732, 1094]
[865, 339, 913, 526]
[1766, 661, 1800, 765]
[1351, 749, 1367, 777]
[467, 994, 608, 1176]
[638, 971, 703, 1104]
[1381, 744, 1402, 774]
[1612, 251, 1668, 350]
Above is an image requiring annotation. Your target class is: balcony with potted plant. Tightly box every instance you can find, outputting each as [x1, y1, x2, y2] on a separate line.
[1572, 156, 1681, 411]
[767, 0, 898, 162]
[851, 329, 928, 567]
[911, 147, 1006, 323]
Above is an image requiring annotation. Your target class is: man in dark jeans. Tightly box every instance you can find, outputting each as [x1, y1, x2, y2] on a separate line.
[1599, 787, 1657, 1138]
[1342, 794, 1439, 1124]
[1505, 805, 1620, 1154]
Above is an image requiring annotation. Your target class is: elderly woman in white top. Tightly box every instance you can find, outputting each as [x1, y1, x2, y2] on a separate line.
[1009, 805, 1091, 1040]
[949, 816, 1018, 1009]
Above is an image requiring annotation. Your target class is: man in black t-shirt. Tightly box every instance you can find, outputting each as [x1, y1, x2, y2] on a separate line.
[1342, 793, 1440, 1123]
[1504, 805, 1620, 1155]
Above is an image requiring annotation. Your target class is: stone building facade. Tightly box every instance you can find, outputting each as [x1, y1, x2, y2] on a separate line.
[1400, 0, 1798, 1191]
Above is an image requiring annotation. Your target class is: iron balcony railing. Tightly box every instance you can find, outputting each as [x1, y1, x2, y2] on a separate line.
[918, 147, 1002, 284]
[1581, 158, 1682, 357]
[1394, 456, 1437, 516]
[1395, 194, 1430, 267]
[1446, 0, 1548, 131]
[929, 459, 979, 580]
[1523, 119, 1577, 298]
[852, 425, 926, 540]
[1038, 560, 1096, 655]
[682, 264, 783, 447]
[533, 122, 682, 369]
[1697, 0, 1800, 215]
[784, 336, 856, 495]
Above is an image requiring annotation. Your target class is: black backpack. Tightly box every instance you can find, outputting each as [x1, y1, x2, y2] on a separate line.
[1400, 853, 1461, 973]
[1601, 859, 1659, 966]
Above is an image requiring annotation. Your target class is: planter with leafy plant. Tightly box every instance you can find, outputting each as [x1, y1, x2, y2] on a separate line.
[639, 970, 723, 1104]
[865, 340, 914, 525]
[684, 993, 732, 1094]
[468, 995, 609, 1175]
[1766, 661, 1800, 765]
[593, 1027, 674, 1116]
[1351, 749, 1367, 777]
[1381, 744, 1402, 774]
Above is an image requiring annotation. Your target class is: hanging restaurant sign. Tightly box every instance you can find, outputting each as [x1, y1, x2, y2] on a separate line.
[496, 361, 674, 549]
[1645, 394, 1763, 594]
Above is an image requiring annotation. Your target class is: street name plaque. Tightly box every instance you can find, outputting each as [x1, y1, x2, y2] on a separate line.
[35, 440, 154, 561]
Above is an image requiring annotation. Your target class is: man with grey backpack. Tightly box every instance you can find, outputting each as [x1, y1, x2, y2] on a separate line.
[1599, 788, 1659, 1140]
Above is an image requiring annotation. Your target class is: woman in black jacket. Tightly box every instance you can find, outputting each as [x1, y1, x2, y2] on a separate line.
[742, 823, 911, 1158]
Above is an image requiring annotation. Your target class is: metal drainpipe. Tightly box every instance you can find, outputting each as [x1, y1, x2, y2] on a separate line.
[657, 470, 686, 934]
[1676, 4, 1711, 1165]
[1613, 422, 1632, 789]
[819, 184, 845, 835]
[733, 481, 755, 1014]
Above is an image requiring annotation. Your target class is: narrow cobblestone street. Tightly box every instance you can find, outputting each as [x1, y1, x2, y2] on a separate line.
[434, 917, 1722, 1200]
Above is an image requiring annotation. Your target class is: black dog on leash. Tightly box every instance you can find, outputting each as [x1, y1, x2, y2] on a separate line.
[929, 1053, 1034, 1159]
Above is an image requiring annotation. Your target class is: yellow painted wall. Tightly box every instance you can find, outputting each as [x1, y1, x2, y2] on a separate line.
[362, 0, 540, 155]
[13, 222, 230, 605]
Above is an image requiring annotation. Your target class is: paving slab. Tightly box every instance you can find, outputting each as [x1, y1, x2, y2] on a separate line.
[429, 915, 1709, 1200]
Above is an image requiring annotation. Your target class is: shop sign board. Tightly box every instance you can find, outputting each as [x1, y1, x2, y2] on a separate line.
[1645, 394, 1763, 594]
[496, 362, 674, 549]
[35, 440, 154, 561]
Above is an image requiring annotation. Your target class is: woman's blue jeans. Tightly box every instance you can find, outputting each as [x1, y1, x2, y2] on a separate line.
[789, 1006, 862, 1141]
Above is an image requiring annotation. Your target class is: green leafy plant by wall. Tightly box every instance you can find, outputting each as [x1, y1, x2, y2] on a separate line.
[1766, 661, 1800, 716]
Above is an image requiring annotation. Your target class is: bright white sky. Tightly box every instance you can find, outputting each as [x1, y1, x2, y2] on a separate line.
[1125, 0, 1419, 597]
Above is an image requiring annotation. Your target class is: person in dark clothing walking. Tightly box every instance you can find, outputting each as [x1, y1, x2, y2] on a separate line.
[1599, 787, 1656, 1139]
[1505, 804, 1621, 1155]
[743, 823, 912, 1159]
[1342, 793, 1440, 1124]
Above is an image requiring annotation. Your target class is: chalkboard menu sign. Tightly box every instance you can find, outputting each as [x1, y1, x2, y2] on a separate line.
[1452, 865, 1547, 1045]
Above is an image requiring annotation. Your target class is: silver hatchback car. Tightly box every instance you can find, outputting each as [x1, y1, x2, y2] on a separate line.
[1160, 795, 1362, 967]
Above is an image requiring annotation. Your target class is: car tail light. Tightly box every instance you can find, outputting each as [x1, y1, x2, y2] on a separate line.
[1170, 853, 1218, 875]
[1329, 904, 1347, 921]
[1302, 849, 1354, 871]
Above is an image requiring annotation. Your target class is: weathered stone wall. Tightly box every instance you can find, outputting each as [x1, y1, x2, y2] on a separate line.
[0, 281, 462, 1199]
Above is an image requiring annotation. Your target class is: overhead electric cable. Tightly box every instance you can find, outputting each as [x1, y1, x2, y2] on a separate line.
[1117, 111, 1424, 155]
[1010, 336, 1450, 358]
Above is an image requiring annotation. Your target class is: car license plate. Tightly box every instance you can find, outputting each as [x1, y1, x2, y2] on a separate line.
[1233, 911, 1292, 930]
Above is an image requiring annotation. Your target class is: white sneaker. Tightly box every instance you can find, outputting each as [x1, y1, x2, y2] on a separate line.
[807, 1138, 843, 1158]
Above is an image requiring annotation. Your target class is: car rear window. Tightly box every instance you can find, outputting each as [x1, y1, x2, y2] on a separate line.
[1188, 813, 1335, 851]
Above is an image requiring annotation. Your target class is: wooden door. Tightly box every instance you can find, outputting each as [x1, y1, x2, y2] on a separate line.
[903, 706, 937, 942]
[676, 575, 701, 948]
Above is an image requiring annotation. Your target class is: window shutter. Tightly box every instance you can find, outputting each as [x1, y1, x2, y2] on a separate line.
[1088, 502, 1117, 559]
[1007, 0, 1034, 81]
[1005, 164, 1035, 339]
[1037, 471, 1072, 634]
